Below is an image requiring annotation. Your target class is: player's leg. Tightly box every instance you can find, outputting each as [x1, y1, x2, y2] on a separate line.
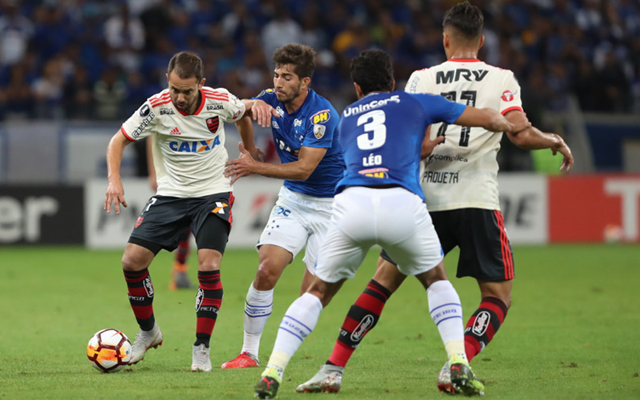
[454, 209, 514, 363]
[465, 279, 511, 362]
[190, 213, 230, 372]
[170, 228, 193, 290]
[125, 196, 189, 364]
[296, 256, 405, 393]
[256, 188, 370, 398]
[223, 193, 308, 369]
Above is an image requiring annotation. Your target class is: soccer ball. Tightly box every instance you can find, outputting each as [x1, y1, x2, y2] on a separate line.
[86, 329, 133, 373]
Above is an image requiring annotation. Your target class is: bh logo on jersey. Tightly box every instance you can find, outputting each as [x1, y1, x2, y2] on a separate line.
[310, 109, 330, 125]
[169, 137, 221, 153]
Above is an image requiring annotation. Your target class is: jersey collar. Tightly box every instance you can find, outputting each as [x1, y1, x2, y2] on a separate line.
[447, 58, 481, 63]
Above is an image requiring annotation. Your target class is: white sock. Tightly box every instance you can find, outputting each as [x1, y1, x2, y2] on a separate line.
[241, 283, 274, 358]
[427, 280, 466, 359]
[266, 292, 323, 372]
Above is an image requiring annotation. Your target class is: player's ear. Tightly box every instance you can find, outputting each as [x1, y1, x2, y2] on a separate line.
[199, 78, 206, 89]
[354, 82, 364, 99]
[443, 32, 450, 50]
[301, 76, 311, 90]
[391, 79, 396, 92]
[478, 35, 485, 51]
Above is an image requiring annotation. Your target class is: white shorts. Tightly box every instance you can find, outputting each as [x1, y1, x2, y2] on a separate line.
[314, 186, 443, 283]
[257, 186, 334, 273]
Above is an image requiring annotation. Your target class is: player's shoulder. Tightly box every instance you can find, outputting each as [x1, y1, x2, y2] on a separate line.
[307, 90, 338, 115]
[148, 88, 171, 108]
[202, 86, 231, 102]
[255, 88, 276, 100]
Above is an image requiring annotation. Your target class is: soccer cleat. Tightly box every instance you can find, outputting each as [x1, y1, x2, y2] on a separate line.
[296, 364, 344, 393]
[169, 263, 193, 291]
[437, 360, 459, 394]
[221, 351, 259, 369]
[449, 354, 485, 396]
[254, 366, 282, 399]
[129, 323, 163, 364]
[191, 343, 212, 372]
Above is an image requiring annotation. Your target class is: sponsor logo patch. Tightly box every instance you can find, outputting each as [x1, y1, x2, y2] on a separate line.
[351, 314, 375, 342]
[195, 288, 204, 311]
[310, 109, 330, 124]
[313, 124, 326, 139]
[207, 104, 224, 111]
[159, 108, 175, 115]
[169, 137, 221, 153]
[501, 90, 517, 102]
[143, 276, 154, 297]
[131, 112, 155, 139]
[472, 311, 491, 335]
[140, 104, 150, 117]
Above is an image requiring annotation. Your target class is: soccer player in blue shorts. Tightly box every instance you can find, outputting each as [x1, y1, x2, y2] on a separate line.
[253, 49, 528, 398]
[221, 43, 345, 369]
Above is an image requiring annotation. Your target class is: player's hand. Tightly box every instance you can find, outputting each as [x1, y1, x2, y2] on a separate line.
[249, 145, 266, 162]
[225, 142, 258, 185]
[552, 134, 574, 173]
[421, 129, 445, 159]
[251, 99, 280, 128]
[104, 180, 128, 214]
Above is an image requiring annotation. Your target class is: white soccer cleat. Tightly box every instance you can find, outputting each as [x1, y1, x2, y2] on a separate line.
[296, 364, 344, 393]
[191, 343, 212, 372]
[129, 323, 163, 364]
[437, 360, 458, 394]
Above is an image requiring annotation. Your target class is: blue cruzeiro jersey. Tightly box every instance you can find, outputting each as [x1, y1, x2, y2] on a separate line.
[337, 91, 466, 202]
[255, 88, 345, 198]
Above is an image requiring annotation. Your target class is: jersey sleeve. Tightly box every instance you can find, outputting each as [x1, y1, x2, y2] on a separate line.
[409, 93, 466, 125]
[120, 100, 158, 141]
[221, 90, 247, 122]
[499, 72, 524, 115]
[405, 69, 432, 94]
[302, 107, 339, 149]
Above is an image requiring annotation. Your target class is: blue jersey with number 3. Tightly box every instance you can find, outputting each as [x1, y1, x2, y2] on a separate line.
[336, 91, 465, 201]
[255, 88, 344, 198]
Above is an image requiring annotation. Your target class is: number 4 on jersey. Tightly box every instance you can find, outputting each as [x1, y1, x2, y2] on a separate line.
[436, 90, 477, 147]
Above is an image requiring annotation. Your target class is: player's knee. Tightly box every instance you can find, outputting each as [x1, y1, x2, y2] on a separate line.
[121, 252, 146, 271]
[254, 261, 281, 290]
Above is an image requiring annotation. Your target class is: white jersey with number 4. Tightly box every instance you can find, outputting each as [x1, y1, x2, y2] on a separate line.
[405, 59, 523, 211]
[121, 87, 246, 198]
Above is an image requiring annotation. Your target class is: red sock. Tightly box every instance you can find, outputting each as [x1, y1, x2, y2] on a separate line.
[195, 270, 223, 347]
[123, 268, 155, 331]
[327, 280, 391, 367]
[175, 229, 191, 266]
[464, 297, 508, 361]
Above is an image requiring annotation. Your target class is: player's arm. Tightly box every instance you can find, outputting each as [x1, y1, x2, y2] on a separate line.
[146, 137, 157, 192]
[242, 99, 280, 128]
[504, 110, 574, 172]
[224, 144, 327, 185]
[454, 106, 526, 133]
[235, 111, 265, 162]
[104, 129, 133, 214]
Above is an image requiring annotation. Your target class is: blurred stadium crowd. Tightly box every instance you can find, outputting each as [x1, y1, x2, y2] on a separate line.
[1, 0, 639, 123]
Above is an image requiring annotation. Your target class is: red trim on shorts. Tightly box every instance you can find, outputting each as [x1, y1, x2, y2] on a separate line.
[501, 106, 523, 115]
[120, 126, 135, 141]
[494, 210, 514, 280]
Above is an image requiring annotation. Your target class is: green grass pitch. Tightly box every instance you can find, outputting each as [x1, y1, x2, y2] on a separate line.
[0, 244, 639, 399]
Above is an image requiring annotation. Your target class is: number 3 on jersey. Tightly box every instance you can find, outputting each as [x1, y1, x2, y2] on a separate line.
[437, 90, 477, 147]
[356, 110, 386, 150]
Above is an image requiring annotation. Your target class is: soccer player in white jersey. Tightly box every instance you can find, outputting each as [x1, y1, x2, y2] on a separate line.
[298, 1, 574, 395]
[253, 49, 530, 399]
[104, 51, 262, 372]
[220, 44, 345, 370]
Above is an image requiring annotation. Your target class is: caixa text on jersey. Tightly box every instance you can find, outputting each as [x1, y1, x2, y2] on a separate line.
[169, 137, 221, 153]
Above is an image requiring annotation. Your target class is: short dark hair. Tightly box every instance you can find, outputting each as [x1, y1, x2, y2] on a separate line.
[442, 1, 484, 40]
[350, 49, 394, 95]
[273, 43, 316, 79]
[167, 51, 204, 82]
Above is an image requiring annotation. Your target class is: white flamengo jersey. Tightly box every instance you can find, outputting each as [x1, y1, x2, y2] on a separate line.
[405, 59, 523, 211]
[121, 87, 246, 198]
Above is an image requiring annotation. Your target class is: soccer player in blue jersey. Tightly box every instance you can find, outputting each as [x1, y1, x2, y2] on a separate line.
[221, 43, 345, 369]
[253, 49, 526, 398]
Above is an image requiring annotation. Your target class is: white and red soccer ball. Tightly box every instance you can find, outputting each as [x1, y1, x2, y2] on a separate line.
[87, 329, 132, 373]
